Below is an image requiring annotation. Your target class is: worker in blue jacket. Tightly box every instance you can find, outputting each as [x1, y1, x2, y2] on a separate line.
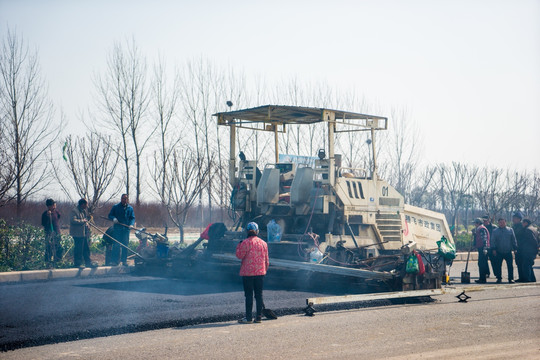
[108, 194, 135, 266]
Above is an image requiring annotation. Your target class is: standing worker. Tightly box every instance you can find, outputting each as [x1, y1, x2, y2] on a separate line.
[41, 198, 63, 266]
[472, 218, 490, 284]
[490, 218, 517, 283]
[518, 218, 538, 282]
[108, 194, 135, 266]
[70, 198, 96, 268]
[236, 222, 269, 324]
[511, 211, 525, 281]
[482, 215, 495, 278]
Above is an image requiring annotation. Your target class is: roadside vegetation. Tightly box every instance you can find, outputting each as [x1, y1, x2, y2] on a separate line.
[0, 219, 143, 272]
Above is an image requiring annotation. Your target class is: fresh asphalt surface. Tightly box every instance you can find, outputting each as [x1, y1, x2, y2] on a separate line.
[0, 273, 338, 350]
[2, 264, 405, 351]
[1, 259, 538, 355]
[3, 280, 539, 360]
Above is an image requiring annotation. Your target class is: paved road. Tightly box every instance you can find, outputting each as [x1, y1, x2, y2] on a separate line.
[0, 273, 344, 350]
[1, 258, 537, 354]
[3, 284, 539, 360]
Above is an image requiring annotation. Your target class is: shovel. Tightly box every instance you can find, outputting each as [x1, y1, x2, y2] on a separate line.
[461, 245, 472, 284]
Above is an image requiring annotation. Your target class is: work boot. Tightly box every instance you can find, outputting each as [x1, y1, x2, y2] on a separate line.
[238, 318, 252, 324]
[254, 317, 262, 323]
[474, 279, 486, 284]
[496, 279, 502, 284]
[508, 280, 515, 284]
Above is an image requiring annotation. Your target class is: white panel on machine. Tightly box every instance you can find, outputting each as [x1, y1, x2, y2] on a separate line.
[291, 167, 314, 205]
[257, 168, 280, 205]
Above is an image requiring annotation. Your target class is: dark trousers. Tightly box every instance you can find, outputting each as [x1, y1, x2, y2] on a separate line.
[518, 253, 536, 282]
[105, 245, 113, 266]
[45, 232, 63, 262]
[493, 252, 514, 281]
[242, 275, 264, 321]
[73, 237, 91, 267]
[112, 229, 130, 264]
[515, 252, 524, 280]
[477, 249, 489, 281]
[487, 252, 495, 277]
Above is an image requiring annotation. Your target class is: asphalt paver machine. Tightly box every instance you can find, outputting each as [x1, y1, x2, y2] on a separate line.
[208, 105, 454, 291]
[135, 105, 454, 291]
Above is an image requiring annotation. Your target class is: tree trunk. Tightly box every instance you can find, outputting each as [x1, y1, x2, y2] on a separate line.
[178, 224, 184, 244]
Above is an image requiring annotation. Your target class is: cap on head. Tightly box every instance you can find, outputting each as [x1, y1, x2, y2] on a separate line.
[474, 218, 483, 225]
[482, 215, 489, 220]
[522, 218, 532, 226]
[512, 211, 523, 220]
[45, 198, 55, 207]
[246, 222, 259, 232]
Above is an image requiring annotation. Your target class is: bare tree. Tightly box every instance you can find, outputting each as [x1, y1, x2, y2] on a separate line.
[522, 170, 540, 222]
[94, 39, 152, 207]
[438, 162, 479, 235]
[472, 167, 516, 219]
[0, 133, 15, 206]
[150, 57, 181, 204]
[164, 147, 212, 243]
[507, 170, 529, 216]
[0, 29, 61, 216]
[180, 58, 233, 225]
[409, 166, 437, 208]
[56, 132, 120, 214]
[385, 108, 422, 201]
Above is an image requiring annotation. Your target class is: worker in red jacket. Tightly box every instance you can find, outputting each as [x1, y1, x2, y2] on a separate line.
[236, 222, 269, 324]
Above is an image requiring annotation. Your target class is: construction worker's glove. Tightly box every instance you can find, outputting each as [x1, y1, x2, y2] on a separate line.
[113, 218, 118, 224]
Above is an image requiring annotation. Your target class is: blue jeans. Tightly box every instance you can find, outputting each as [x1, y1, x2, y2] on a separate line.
[112, 228, 130, 264]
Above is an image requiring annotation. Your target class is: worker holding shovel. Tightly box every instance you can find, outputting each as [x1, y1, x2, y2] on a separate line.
[108, 194, 135, 266]
[70, 198, 96, 268]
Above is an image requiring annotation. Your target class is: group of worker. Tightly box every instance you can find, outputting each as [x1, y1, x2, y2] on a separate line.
[472, 212, 538, 284]
[41, 194, 135, 268]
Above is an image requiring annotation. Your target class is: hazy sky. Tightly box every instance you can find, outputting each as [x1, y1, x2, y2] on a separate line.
[1, 0, 539, 171]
